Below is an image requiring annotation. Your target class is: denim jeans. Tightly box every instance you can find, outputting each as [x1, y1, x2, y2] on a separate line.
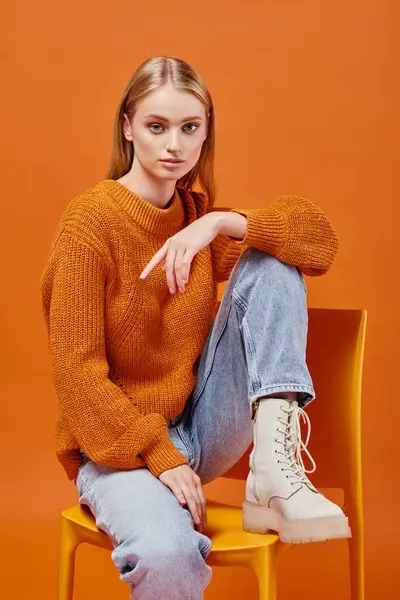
[75, 249, 315, 599]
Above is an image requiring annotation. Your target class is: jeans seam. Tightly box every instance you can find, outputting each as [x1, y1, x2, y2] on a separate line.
[190, 296, 232, 411]
[241, 315, 261, 396]
[77, 462, 108, 500]
[176, 424, 195, 468]
[231, 288, 248, 312]
[231, 292, 262, 397]
[230, 248, 252, 292]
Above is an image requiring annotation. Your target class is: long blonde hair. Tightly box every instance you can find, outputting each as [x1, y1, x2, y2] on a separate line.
[106, 56, 216, 206]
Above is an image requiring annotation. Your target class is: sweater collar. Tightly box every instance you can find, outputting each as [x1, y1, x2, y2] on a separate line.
[101, 179, 186, 236]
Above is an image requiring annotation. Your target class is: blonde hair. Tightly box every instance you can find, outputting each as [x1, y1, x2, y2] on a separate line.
[106, 56, 216, 206]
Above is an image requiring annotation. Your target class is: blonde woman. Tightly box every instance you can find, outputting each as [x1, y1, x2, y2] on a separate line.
[41, 56, 350, 599]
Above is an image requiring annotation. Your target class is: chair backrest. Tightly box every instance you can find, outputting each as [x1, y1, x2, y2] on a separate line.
[223, 308, 367, 507]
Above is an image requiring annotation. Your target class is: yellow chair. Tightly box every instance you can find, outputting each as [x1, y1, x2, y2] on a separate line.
[58, 308, 366, 600]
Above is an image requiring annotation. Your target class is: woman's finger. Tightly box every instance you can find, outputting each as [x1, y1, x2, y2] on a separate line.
[174, 246, 186, 292]
[168, 483, 187, 506]
[161, 476, 186, 504]
[180, 482, 202, 529]
[140, 243, 169, 279]
[191, 476, 206, 528]
[181, 249, 195, 285]
[165, 247, 177, 294]
[191, 482, 206, 530]
[196, 482, 207, 528]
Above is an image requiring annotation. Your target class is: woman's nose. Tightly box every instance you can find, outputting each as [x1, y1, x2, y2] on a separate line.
[166, 130, 183, 153]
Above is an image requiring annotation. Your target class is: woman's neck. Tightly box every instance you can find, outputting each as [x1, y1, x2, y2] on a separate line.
[117, 162, 176, 209]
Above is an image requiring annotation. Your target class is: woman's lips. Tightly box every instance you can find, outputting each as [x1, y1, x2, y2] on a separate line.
[160, 160, 185, 168]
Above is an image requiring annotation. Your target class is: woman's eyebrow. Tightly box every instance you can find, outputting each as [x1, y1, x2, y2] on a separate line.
[143, 114, 203, 122]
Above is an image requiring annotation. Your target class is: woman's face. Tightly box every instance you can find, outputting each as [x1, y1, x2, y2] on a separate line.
[124, 83, 208, 181]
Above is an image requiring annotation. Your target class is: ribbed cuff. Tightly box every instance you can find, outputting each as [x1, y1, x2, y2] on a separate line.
[230, 208, 285, 255]
[141, 427, 189, 478]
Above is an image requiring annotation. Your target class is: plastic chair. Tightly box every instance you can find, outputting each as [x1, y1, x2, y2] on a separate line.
[58, 307, 366, 600]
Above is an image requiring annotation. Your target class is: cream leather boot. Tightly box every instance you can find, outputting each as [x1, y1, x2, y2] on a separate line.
[242, 398, 351, 543]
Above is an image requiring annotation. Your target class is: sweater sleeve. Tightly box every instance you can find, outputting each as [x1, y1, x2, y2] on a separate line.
[41, 229, 188, 478]
[209, 196, 339, 282]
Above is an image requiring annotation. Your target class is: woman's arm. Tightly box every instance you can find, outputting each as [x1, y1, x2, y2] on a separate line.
[213, 211, 248, 239]
[41, 229, 188, 478]
[208, 195, 339, 282]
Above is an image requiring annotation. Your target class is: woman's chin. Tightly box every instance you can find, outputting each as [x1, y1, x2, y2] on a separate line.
[155, 166, 190, 182]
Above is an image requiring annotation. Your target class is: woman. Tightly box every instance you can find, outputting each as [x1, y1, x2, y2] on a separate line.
[40, 56, 349, 599]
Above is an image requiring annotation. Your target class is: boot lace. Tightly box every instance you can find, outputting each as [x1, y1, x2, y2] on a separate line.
[275, 405, 316, 486]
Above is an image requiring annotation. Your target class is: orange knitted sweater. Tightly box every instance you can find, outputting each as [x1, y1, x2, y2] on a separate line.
[40, 180, 339, 481]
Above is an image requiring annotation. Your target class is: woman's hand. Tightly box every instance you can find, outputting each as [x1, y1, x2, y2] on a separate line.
[158, 464, 207, 531]
[139, 213, 221, 293]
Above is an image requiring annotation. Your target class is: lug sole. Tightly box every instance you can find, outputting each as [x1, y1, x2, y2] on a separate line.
[242, 501, 352, 544]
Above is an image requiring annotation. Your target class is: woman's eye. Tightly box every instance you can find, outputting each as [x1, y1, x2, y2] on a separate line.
[183, 123, 198, 132]
[149, 123, 199, 133]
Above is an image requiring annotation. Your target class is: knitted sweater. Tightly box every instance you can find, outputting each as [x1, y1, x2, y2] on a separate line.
[40, 180, 339, 480]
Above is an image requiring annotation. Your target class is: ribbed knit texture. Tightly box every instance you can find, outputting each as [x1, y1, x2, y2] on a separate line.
[40, 180, 339, 480]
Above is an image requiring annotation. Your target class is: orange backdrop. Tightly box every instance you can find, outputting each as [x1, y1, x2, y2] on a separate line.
[1, 1, 398, 598]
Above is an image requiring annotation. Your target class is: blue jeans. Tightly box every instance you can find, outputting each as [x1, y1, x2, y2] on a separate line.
[76, 249, 315, 599]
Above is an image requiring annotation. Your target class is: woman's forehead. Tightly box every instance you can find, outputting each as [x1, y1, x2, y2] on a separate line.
[136, 86, 206, 122]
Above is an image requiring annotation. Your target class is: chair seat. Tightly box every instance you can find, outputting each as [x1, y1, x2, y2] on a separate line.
[202, 500, 279, 552]
[62, 500, 279, 554]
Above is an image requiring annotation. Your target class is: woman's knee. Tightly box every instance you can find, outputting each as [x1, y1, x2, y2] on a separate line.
[236, 248, 306, 296]
[112, 530, 212, 584]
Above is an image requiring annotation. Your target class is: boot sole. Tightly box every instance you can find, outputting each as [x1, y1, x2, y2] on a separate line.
[242, 501, 352, 544]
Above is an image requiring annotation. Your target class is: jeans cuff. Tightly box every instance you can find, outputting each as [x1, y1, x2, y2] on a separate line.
[251, 384, 315, 408]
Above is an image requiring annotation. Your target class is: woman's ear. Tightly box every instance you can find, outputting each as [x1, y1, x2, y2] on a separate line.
[123, 113, 133, 141]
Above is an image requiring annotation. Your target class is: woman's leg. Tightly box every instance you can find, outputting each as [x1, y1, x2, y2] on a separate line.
[76, 446, 212, 600]
[176, 248, 350, 543]
[177, 247, 314, 484]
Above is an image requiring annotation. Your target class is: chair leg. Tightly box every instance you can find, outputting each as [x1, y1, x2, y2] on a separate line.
[347, 516, 365, 600]
[250, 547, 278, 600]
[58, 517, 80, 600]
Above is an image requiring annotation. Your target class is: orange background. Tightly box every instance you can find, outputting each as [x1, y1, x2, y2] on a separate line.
[1, 1, 398, 598]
